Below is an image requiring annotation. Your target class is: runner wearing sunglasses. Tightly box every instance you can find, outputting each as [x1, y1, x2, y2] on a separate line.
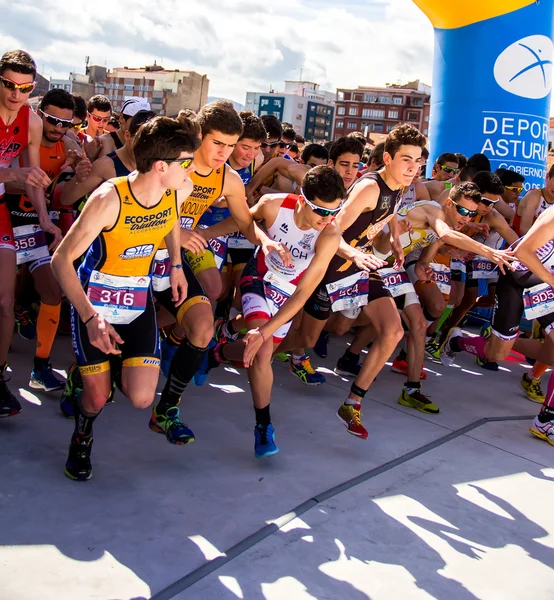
[517, 164, 554, 236]
[260, 115, 283, 165]
[424, 152, 460, 201]
[0, 49, 62, 418]
[194, 166, 344, 458]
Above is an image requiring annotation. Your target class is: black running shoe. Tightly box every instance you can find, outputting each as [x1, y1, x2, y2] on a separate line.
[64, 435, 93, 481]
[0, 379, 22, 418]
[334, 355, 362, 377]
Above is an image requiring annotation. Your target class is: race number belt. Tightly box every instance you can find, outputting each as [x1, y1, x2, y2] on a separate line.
[13, 224, 49, 265]
[431, 262, 451, 296]
[152, 249, 171, 292]
[326, 271, 370, 313]
[209, 235, 229, 271]
[523, 282, 554, 320]
[378, 267, 415, 298]
[263, 271, 296, 316]
[470, 258, 497, 280]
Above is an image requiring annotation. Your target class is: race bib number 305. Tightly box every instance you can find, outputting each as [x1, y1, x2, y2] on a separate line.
[524, 283, 554, 321]
[87, 271, 150, 324]
[13, 224, 49, 265]
[326, 271, 369, 313]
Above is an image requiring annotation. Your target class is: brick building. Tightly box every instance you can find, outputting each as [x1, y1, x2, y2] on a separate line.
[333, 80, 431, 141]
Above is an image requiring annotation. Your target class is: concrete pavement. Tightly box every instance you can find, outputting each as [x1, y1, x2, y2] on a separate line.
[1, 330, 553, 600]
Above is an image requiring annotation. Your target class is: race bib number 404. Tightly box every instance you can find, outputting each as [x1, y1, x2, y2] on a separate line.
[13, 224, 49, 265]
[87, 271, 150, 324]
[524, 283, 554, 321]
[326, 271, 369, 313]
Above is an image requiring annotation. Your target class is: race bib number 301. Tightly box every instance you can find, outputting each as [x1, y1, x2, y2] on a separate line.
[87, 271, 150, 324]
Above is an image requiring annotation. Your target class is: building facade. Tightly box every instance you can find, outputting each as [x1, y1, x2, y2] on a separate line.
[245, 81, 336, 143]
[333, 80, 431, 141]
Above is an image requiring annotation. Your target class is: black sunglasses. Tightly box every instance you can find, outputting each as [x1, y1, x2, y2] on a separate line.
[480, 198, 498, 207]
[70, 119, 88, 130]
[39, 109, 73, 129]
[301, 188, 343, 217]
[279, 142, 292, 149]
[261, 140, 280, 149]
[451, 200, 478, 218]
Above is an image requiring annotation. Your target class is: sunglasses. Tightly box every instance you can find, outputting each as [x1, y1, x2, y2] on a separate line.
[0, 76, 36, 95]
[261, 140, 280, 149]
[88, 112, 111, 124]
[39, 109, 73, 129]
[451, 200, 478, 218]
[279, 142, 292, 149]
[505, 185, 524, 194]
[156, 157, 194, 169]
[71, 119, 88, 130]
[301, 189, 343, 217]
[480, 197, 499, 207]
[441, 165, 460, 175]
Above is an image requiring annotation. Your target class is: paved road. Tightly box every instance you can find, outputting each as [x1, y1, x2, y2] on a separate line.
[2, 330, 553, 600]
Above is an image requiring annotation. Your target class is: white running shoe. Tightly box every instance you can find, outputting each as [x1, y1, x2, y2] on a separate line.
[529, 416, 554, 447]
[439, 327, 463, 367]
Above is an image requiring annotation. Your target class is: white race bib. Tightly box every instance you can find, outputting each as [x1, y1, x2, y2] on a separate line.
[523, 283, 554, 320]
[263, 271, 296, 316]
[431, 262, 451, 296]
[87, 271, 150, 324]
[378, 267, 415, 298]
[13, 224, 49, 265]
[227, 232, 255, 249]
[209, 235, 229, 270]
[470, 258, 497, 280]
[450, 259, 466, 274]
[152, 249, 171, 292]
[326, 271, 370, 313]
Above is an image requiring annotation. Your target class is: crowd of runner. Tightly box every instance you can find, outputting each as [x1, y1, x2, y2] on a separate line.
[2, 49, 554, 482]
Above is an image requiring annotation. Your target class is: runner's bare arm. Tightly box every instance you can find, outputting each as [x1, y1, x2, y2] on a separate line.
[59, 157, 114, 206]
[486, 210, 519, 246]
[97, 133, 116, 159]
[493, 196, 515, 222]
[335, 179, 379, 233]
[519, 189, 541, 235]
[423, 179, 446, 201]
[514, 208, 554, 288]
[247, 158, 307, 194]
[415, 181, 431, 202]
[51, 183, 120, 321]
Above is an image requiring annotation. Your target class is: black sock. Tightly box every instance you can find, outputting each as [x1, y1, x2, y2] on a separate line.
[227, 319, 237, 335]
[405, 381, 421, 393]
[74, 396, 100, 439]
[33, 356, 49, 371]
[255, 405, 271, 427]
[215, 296, 232, 320]
[449, 336, 462, 353]
[0, 362, 7, 381]
[538, 406, 554, 423]
[157, 338, 209, 413]
[343, 349, 359, 362]
[398, 347, 407, 362]
[109, 355, 123, 392]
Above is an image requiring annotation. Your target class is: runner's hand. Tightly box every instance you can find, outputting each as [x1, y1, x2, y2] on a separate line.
[243, 328, 267, 367]
[464, 222, 490, 238]
[352, 250, 386, 272]
[74, 157, 92, 183]
[391, 239, 405, 270]
[84, 137, 102, 162]
[16, 166, 51, 189]
[261, 239, 292, 268]
[181, 229, 208, 254]
[170, 267, 188, 306]
[86, 315, 123, 355]
[39, 214, 62, 250]
[486, 248, 515, 275]
[415, 261, 434, 282]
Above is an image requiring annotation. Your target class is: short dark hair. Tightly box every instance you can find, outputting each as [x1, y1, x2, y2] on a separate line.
[39, 89, 75, 113]
[302, 165, 346, 203]
[301, 143, 328, 164]
[450, 181, 482, 204]
[238, 110, 266, 143]
[295, 134, 305, 144]
[329, 136, 364, 163]
[261, 114, 282, 140]
[197, 101, 243, 137]
[128, 110, 157, 137]
[435, 152, 458, 167]
[348, 131, 367, 147]
[467, 153, 491, 172]
[472, 171, 504, 196]
[385, 124, 427, 159]
[495, 168, 525, 187]
[0, 50, 36, 79]
[72, 95, 87, 120]
[87, 94, 111, 113]
[369, 142, 385, 169]
[456, 153, 467, 170]
[108, 115, 120, 129]
[421, 147, 430, 160]
[549, 164, 554, 179]
[459, 166, 480, 182]
[282, 127, 296, 142]
[133, 111, 201, 174]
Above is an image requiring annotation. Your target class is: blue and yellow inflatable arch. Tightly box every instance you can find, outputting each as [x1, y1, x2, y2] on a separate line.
[414, 0, 554, 189]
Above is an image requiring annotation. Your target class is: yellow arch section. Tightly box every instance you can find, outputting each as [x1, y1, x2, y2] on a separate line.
[412, 0, 536, 29]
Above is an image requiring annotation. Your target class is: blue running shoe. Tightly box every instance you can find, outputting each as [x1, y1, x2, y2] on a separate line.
[15, 305, 36, 341]
[254, 423, 279, 459]
[480, 323, 492, 339]
[29, 363, 64, 392]
[149, 405, 195, 445]
[193, 339, 216, 386]
[314, 330, 330, 359]
[289, 355, 326, 385]
[160, 338, 178, 379]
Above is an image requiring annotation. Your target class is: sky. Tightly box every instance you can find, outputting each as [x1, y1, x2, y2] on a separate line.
[0, 0, 436, 103]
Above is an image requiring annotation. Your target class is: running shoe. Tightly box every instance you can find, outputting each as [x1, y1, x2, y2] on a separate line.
[0, 379, 22, 418]
[391, 356, 427, 380]
[14, 305, 36, 341]
[149, 405, 195, 445]
[160, 338, 178, 379]
[425, 338, 441, 360]
[520, 374, 546, 403]
[29, 363, 64, 392]
[439, 327, 463, 367]
[398, 388, 439, 414]
[529, 416, 554, 446]
[214, 318, 240, 343]
[334, 354, 362, 377]
[254, 423, 279, 458]
[475, 356, 499, 371]
[193, 339, 216, 386]
[60, 363, 83, 419]
[64, 435, 93, 481]
[273, 352, 289, 362]
[313, 330, 330, 359]
[480, 323, 492, 339]
[337, 402, 368, 439]
[289, 355, 326, 385]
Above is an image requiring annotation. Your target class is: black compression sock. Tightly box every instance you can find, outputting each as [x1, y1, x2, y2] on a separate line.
[538, 406, 554, 423]
[343, 349, 359, 362]
[255, 405, 271, 427]
[398, 347, 407, 362]
[74, 396, 100, 438]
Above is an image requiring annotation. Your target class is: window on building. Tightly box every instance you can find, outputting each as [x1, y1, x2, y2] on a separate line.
[309, 117, 315, 123]
[349, 107, 357, 116]
[274, 99, 282, 108]
[386, 124, 394, 133]
[64, 85, 71, 91]
[297, 103, 303, 109]
[373, 123, 384, 132]
[336, 121, 344, 128]
[423, 128, 428, 135]
[407, 112, 419, 121]
[347, 122, 356, 129]
[273, 111, 281, 117]
[338, 106, 345, 115]
[261, 99, 269, 106]
[425, 115, 429, 122]
[378, 96, 390, 103]
[388, 110, 399, 119]
[353, 94, 362, 102]
[296, 114, 302, 121]
[337, 91, 345, 101]
[411, 98, 423, 107]
[362, 108, 385, 119]
[393, 96, 403, 105]
[260, 110, 268, 116]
